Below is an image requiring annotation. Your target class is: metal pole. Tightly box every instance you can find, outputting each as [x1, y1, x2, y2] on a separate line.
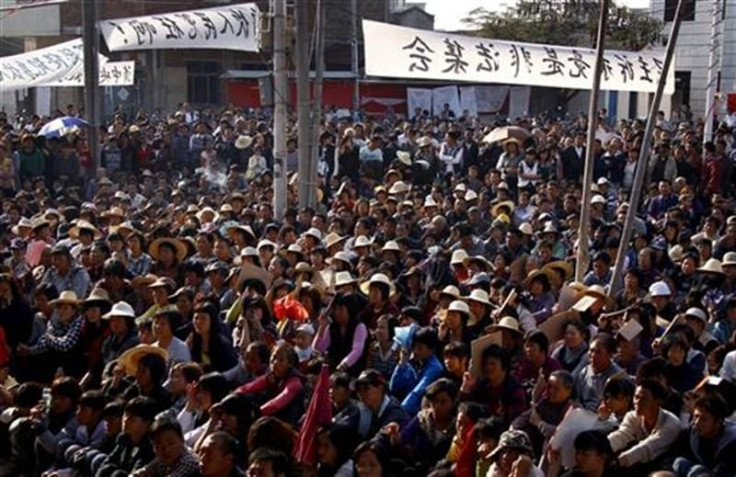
[309, 0, 325, 209]
[702, 0, 724, 144]
[272, 0, 288, 220]
[575, 0, 609, 282]
[296, 0, 311, 208]
[608, 0, 685, 297]
[350, 0, 360, 119]
[82, 0, 100, 169]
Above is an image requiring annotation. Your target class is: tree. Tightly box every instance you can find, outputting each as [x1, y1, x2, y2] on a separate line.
[462, 0, 663, 51]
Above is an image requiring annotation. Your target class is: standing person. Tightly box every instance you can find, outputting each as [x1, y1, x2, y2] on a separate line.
[496, 139, 522, 193]
[15, 133, 45, 182]
[561, 132, 586, 186]
[359, 135, 384, 183]
[438, 131, 463, 178]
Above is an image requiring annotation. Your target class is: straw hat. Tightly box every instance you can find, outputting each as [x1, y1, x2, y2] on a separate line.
[450, 249, 469, 266]
[235, 135, 253, 150]
[423, 196, 438, 208]
[354, 236, 371, 249]
[149, 237, 187, 262]
[583, 284, 613, 307]
[31, 217, 50, 231]
[416, 136, 433, 148]
[84, 288, 111, 307]
[303, 227, 323, 241]
[396, 150, 412, 166]
[69, 220, 102, 240]
[491, 200, 515, 218]
[541, 260, 574, 281]
[382, 240, 402, 254]
[257, 239, 278, 251]
[102, 301, 136, 319]
[465, 289, 493, 307]
[448, 300, 472, 316]
[234, 246, 259, 265]
[388, 181, 411, 195]
[334, 271, 358, 287]
[518, 222, 534, 236]
[323, 232, 346, 250]
[117, 344, 169, 376]
[463, 255, 494, 272]
[722, 252, 736, 267]
[49, 291, 81, 307]
[103, 207, 125, 219]
[196, 207, 217, 223]
[359, 273, 396, 296]
[329, 251, 353, 269]
[538, 222, 560, 237]
[440, 285, 461, 300]
[487, 316, 523, 336]
[131, 274, 158, 288]
[523, 269, 550, 288]
[294, 262, 314, 274]
[11, 217, 32, 236]
[115, 221, 139, 237]
[684, 307, 707, 323]
[698, 258, 724, 275]
[148, 276, 176, 291]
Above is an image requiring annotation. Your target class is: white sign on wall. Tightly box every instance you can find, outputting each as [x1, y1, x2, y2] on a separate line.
[99, 3, 260, 53]
[363, 20, 674, 94]
[50, 61, 136, 87]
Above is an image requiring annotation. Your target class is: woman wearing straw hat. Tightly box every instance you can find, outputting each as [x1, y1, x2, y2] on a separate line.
[17, 291, 85, 381]
[149, 237, 187, 285]
[438, 300, 474, 348]
[358, 273, 400, 330]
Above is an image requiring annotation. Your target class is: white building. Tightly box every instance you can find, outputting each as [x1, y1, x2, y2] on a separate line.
[650, 0, 736, 121]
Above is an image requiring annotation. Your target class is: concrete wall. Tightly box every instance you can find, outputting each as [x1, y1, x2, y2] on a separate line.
[650, 0, 736, 119]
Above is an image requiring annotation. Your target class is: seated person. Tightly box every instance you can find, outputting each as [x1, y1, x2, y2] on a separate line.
[390, 327, 444, 415]
[132, 418, 198, 477]
[96, 397, 157, 477]
[354, 369, 409, 439]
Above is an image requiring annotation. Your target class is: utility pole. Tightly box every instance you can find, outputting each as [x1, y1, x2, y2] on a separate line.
[272, 0, 288, 220]
[574, 0, 609, 282]
[702, 0, 725, 144]
[296, 0, 311, 208]
[309, 0, 325, 209]
[82, 0, 101, 168]
[608, 0, 685, 297]
[350, 0, 360, 119]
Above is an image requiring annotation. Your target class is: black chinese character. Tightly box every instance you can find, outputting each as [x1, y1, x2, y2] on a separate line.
[614, 54, 634, 83]
[194, 13, 218, 40]
[651, 57, 663, 77]
[26, 58, 51, 76]
[154, 16, 184, 40]
[402, 36, 435, 72]
[509, 44, 533, 77]
[106, 21, 129, 45]
[174, 13, 198, 39]
[567, 49, 591, 79]
[637, 56, 653, 83]
[228, 8, 252, 37]
[475, 42, 500, 72]
[601, 58, 613, 81]
[441, 38, 468, 74]
[42, 53, 68, 71]
[541, 47, 565, 76]
[129, 20, 157, 46]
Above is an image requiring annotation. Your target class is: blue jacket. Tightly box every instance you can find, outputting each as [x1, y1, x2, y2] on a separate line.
[390, 354, 444, 415]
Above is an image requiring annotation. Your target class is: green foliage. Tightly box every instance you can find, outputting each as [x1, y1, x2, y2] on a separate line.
[462, 1, 663, 51]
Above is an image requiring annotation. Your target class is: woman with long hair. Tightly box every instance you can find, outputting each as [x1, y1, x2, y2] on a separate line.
[314, 292, 369, 375]
[189, 302, 237, 373]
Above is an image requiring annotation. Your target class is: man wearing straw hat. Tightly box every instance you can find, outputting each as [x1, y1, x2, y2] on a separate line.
[40, 245, 91, 302]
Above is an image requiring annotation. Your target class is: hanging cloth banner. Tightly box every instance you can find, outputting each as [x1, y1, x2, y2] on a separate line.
[459, 86, 478, 117]
[432, 85, 460, 117]
[48, 61, 136, 87]
[407, 88, 433, 118]
[0, 38, 84, 92]
[99, 3, 260, 53]
[363, 20, 674, 94]
[0, 0, 67, 12]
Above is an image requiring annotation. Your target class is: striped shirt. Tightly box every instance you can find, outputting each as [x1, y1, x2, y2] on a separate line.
[30, 316, 84, 355]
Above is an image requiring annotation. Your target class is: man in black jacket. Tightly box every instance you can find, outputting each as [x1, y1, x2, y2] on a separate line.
[560, 132, 586, 186]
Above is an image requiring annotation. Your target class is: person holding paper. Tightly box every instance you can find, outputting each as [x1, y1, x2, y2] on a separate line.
[573, 333, 624, 412]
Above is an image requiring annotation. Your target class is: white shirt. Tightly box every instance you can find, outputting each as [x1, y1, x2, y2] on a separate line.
[608, 408, 682, 467]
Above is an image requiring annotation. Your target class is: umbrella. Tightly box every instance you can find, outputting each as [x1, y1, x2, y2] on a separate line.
[482, 125, 530, 144]
[38, 116, 90, 138]
[272, 295, 309, 322]
[294, 364, 332, 465]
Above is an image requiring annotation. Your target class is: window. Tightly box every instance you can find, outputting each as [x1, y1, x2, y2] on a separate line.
[673, 71, 692, 110]
[187, 61, 221, 106]
[665, 0, 696, 22]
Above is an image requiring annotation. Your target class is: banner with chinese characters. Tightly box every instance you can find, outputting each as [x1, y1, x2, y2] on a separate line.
[99, 3, 260, 53]
[0, 38, 84, 92]
[363, 20, 674, 94]
[49, 61, 136, 87]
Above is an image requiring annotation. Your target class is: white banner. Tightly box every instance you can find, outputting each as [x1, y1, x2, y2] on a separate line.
[0, 0, 67, 11]
[459, 86, 478, 117]
[475, 86, 509, 113]
[509, 86, 531, 119]
[432, 85, 460, 117]
[363, 20, 674, 94]
[0, 38, 83, 92]
[49, 61, 136, 87]
[99, 3, 260, 53]
[407, 88, 433, 118]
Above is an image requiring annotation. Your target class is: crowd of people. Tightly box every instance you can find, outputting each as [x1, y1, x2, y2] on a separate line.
[0, 100, 735, 477]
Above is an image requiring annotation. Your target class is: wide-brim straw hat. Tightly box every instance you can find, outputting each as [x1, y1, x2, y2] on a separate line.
[49, 290, 81, 307]
[117, 345, 169, 376]
[11, 217, 32, 236]
[359, 273, 396, 296]
[131, 274, 159, 288]
[323, 232, 347, 250]
[396, 150, 412, 166]
[235, 135, 253, 150]
[541, 260, 574, 281]
[486, 316, 523, 336]
[465, 289, 493, 307]
[416, 136, 433, 148]
[148, 237, 188, 262]
[334, 271, 358, 287]
[69, 220, 102, 240]
[698, 258, 724, 275]
[721, 252, 736, 267]
[583, 284, 613, 307]
[463, 255, 494, 272]
[84, 287, 112, 307]
[491, 200, 515, 218]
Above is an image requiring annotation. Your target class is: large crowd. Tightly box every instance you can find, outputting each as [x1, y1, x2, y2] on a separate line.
[0, 100, 735, 477]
